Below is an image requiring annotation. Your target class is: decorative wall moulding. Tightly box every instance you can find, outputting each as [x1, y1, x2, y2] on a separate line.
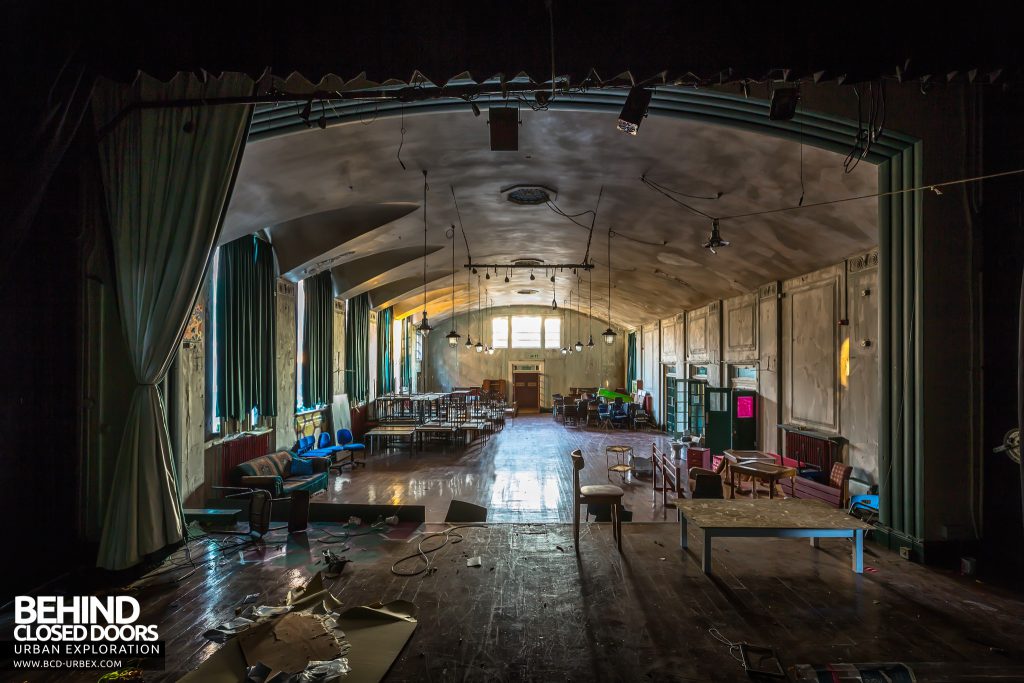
[759, 282, 778, 299]
[334, 300, 345, 313]
[848, 249, 880, 273]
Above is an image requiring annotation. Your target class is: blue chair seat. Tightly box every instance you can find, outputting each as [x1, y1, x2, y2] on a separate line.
[343, 443, 366, 451]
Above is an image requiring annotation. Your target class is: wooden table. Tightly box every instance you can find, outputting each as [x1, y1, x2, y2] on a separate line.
[676, 498, 872, 574]
[365, 426, 416, 454]
[729, 461, 798, 499]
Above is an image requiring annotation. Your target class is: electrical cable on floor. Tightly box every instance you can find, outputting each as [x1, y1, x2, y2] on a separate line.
[391, 524, 487, 577]
[708, 627, 745, 663]
[316, 520, 388, 544]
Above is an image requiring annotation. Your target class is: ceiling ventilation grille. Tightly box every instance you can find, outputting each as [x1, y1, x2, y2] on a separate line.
[501, 184, 557, 205]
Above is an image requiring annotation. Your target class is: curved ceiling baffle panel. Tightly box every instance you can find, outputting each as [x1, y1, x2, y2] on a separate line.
[260, 203, 420, 279]
[231, 86, 895, 328]
[364, 272, 451, 310]
[328, 246, 445, 299]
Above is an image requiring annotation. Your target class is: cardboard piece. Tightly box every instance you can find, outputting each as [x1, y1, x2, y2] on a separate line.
[335, 601, 418, 683]
[331, 394, 352, 434]
[238, 613, 342, 677]
[178, 639, 247, 683]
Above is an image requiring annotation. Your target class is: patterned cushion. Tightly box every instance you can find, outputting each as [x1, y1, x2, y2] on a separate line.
[829, 461, 851, 489]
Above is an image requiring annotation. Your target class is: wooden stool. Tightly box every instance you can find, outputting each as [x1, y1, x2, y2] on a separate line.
[571, 449, 625, 552]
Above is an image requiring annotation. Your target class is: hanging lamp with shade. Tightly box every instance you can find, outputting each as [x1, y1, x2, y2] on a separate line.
[416, 171, 433, 337]
[486, 295, 496, 354]
[602, 228, 617, 345]
[474, 275, 484, 353]
[587, 265, 595, 349]
[574, 276, 584, 352]
[444, 225, 461, 347]
[464, 254, 473, 348]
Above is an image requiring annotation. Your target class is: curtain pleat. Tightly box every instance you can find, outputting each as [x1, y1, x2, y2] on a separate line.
[92, 72, 254, 570]
[377, 306, 394, 395]
[345, 293, 371, 404]
[301, 271, 333, 407]
[627, 331, 638, 389]
[216, 235, 277, 420]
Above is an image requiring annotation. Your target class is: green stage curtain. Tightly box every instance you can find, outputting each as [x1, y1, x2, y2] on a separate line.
[215, 235, 277, 420]
[301, 271, 333, 407]
[346, 293, 371, 404]
[92, 72, 253, 570]
[377, 306, 394, 395]
[627, 331, 638, 390]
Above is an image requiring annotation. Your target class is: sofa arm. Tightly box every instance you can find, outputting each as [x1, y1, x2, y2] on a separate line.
[310, 458, 331, 473]
[240, 475, 282, 495]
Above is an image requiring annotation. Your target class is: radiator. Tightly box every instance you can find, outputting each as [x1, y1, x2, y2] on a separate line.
[218, 432, 273, 485]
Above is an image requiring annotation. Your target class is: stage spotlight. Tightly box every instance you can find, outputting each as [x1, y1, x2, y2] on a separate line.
[470, 101, 481, 117]
[769, 83, 800, 121]
[617, 87, 652, 135]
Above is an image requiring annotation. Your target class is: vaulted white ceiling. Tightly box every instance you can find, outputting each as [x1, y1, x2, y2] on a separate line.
[223, 106, 877, 329]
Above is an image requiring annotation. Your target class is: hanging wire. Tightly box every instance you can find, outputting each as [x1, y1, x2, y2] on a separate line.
[450, 185, 474, 264]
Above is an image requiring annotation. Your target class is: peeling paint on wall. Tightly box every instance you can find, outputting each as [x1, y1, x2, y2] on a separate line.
[275, 278, 297, 450]
[175, 342, 206, 505]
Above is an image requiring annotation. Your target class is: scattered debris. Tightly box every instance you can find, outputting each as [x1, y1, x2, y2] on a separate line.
[298, 658, 352, 681]
[466, 556, 483, 567]
[385, 515, 400, 525]
[241, 593, 260, 605]
[556, 545, 565, 552]
[203, 616, 254, 642]
[252, 605, 292, 618]
[323, 550, 351, 578]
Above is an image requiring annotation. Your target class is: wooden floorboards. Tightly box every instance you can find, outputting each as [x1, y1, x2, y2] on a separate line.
[18, 522, 1024, 681]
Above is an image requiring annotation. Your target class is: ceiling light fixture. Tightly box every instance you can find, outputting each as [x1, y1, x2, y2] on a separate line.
[299, 99, 313, 126]
[475, 275, 484, 353]
[416, 171, 433, 337]
[551, 276, 558, 310]
[465, 262, 473, 348]
[602, 229, 617, 345]
[702, 219, 731, 254]
[444, 225, 461, 347]
[574, 277, 584, 352]
[586, 265, 595, 349]
[617, 86, 653, 135]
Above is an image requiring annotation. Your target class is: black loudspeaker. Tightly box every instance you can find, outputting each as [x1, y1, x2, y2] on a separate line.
[444, 499, 488, 523]
[249, 490, 272, 536]
[288, 489, 311, 534]
[489, 108, 519, 151]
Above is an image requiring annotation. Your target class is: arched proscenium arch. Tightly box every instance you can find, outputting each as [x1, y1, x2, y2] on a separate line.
[250, 86, 923, 552]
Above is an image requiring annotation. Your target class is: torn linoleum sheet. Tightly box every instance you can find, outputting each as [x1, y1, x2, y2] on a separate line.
[238, 612, 344, 677]
[203, 616, 255, 642]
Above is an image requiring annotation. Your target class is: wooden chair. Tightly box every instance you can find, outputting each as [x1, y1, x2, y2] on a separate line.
[570, 449, 625, 552]
[688, 467, 725, 499]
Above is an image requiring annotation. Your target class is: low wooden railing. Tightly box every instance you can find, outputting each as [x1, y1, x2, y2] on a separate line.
[652, 443, 684, 516]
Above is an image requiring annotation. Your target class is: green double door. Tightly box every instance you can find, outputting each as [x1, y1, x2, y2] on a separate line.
[706, 388, 758, 454]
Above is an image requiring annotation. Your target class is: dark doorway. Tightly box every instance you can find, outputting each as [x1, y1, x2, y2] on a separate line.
[514, 372, 540, 412]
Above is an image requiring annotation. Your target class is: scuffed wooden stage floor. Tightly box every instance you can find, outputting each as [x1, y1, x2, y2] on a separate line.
[25, 521, 1024, 682]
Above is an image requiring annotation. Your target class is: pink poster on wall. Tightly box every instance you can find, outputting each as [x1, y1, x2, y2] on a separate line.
[736, 395, 754, 419]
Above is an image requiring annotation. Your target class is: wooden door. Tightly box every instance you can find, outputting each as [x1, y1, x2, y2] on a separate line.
[513, 373, 540, 411]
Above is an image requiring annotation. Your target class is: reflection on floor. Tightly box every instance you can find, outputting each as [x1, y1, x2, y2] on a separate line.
[325, 414, 680, 523]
